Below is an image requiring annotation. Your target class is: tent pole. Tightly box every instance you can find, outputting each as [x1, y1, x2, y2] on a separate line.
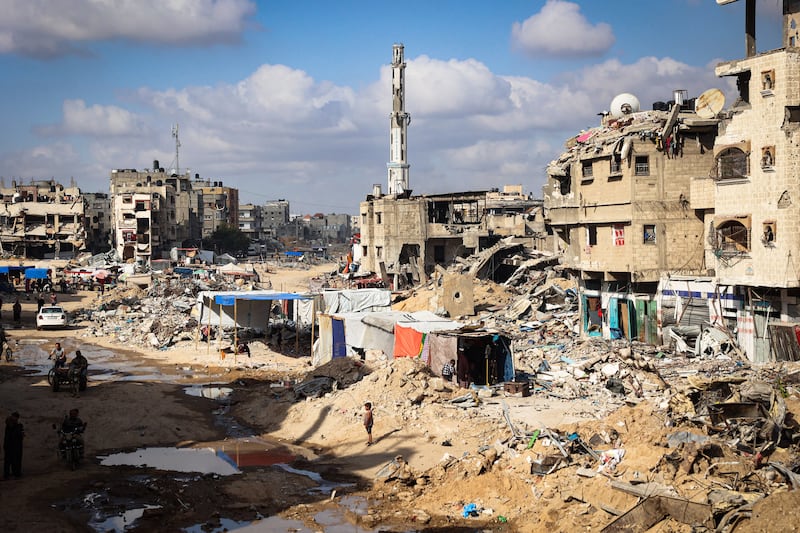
[294, 300, 299, 354]
[234, 299, 238, 364]
[266, 299, 271, 351]
[310, 298, 315, 358]
[206, 298, 211, 356]
[218, 301, 223, 360]
[196, 298, 201, 352]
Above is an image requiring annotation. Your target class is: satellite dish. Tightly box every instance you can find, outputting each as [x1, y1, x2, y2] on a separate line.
[609, 93, 641, 119]
[695, 88, 725, 119]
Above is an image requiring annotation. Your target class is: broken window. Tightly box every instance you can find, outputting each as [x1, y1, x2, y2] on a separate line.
[634, 156, 649, 176]
[643, 224, 656, 244]
[375, 246, 382, 258]
[716, 148, 749, 179]
[735, 71, 751, 104]
[434, 245, 445, 263]
[376, 212, 382, 224]
[610, 156, 622, 175]
[762, 221, 776, 244]
[362, 245, 367, 256]
[715, 220, 750, 253]
[558, 174, 571, 195]
[761, 70, 775, 91]
[587, 226, 597, 246]
[761, 146, 775, 169]
[581, 160, 593, 179]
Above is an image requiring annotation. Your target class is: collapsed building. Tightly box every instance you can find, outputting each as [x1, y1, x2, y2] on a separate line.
[358, 44, 547, 289]
[544, 0, 800, 363]
[0, 179, 87, 259]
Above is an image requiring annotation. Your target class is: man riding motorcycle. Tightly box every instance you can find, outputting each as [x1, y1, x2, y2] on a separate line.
[59, 408, 87, 460]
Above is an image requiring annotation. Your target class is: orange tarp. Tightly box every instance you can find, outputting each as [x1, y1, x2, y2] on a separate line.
[393, 323, 424, 357]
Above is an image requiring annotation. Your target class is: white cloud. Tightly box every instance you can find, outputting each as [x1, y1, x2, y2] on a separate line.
[512, 0, 615, 58]
[39, 100, 148, 137]
[0, 0, 256, 58]
[16, 52, 728, 212]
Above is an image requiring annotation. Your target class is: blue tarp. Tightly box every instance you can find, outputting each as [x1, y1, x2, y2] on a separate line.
[284, 251, 304, 257]
[0, 266, 34, 274]
[24, 268, 50, 279]
[213, 292, 311, 306]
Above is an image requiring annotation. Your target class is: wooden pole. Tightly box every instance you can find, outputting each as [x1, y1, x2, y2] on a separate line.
[206, 297, 211, 356]
[195, 298, 201, 352]
[218, 301, 223, 360]
[294, 300, 299, 354]
[309, 297, 315, 358]
[234, 298, 238, 365]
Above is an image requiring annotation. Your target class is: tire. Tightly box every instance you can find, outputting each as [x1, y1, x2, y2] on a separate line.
[4, 348, 10, 362]
[47, 368, 55, 387]
[69, 447, 80, 470]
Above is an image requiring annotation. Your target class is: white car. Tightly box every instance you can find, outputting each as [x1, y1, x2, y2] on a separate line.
[37, 305, 67, 330]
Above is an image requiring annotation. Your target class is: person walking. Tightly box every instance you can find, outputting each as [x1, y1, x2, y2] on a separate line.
[441, 359, 455, 382]
[4, 412, 24, 479]
[363, 402, 374, 446]
[37, 294, 44, 312]
[12, 297, 21, 323]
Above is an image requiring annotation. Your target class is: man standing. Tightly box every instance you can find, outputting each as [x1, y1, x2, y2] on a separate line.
[4, 412, 24, 479]
[37, 294, 45, 312]
[12, 297, 21, 323]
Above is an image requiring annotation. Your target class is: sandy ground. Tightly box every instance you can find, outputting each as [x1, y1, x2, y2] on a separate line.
[0, 262, 797, 532]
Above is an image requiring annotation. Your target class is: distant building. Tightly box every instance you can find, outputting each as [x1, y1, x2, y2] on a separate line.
[0, 179, 86, 259]
[262, 199, 290, 238]
[198, 181, 239, 238]
[238, 203, 263, 242]
[359, 185, 541, 288]
[109, 161, 200, 263]
[84, 192, 112, 253]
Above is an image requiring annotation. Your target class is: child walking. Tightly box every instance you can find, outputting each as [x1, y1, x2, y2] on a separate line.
[363, 402, 374, 446]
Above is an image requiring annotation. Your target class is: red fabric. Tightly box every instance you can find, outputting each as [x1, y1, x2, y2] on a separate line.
[393, 324, 424, 357]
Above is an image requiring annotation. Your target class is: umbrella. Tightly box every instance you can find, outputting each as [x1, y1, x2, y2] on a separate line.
[93, 269, 110, 280]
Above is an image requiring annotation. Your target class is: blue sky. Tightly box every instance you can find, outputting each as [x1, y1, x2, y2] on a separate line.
[0, 0, 787, 215]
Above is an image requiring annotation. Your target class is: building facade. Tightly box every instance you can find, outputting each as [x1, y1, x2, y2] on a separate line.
[262, 199, 290, 238]
[199, 182, 239, 238]
[238, 203, 263, 242]
[0, 179, 86, 258]
[110, 162, 200, 263]
[544, 94, 718, 342]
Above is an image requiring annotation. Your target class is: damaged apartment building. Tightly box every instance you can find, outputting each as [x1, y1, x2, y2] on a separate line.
[359, 184, 544, 288]
[0, 179, 88, 259]
[544, 0, 800, 363]
[359, 44, 545, 288]
[110, 162, 201, 264]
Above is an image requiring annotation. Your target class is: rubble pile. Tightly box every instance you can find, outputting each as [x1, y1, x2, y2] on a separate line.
[238, 314, 800, 531]
[76, 275, 241, 350]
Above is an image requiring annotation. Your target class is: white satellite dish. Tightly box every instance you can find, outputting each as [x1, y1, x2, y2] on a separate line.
[609, 93, 641, 119]
[695, 88, 725, 119]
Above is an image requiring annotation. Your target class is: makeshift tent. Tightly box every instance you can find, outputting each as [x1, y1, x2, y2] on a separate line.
[195, 290, 314, 361]
[312, 310, 461, 367]
[23, 267, 50, 279]
[218, 263, 254, 277]
[195, 290, 311, 328]
[0, 266, 34, 274]
[426, 332, 514, 385]
[320, 288, 391, 313]
[392, 311, 463, 357]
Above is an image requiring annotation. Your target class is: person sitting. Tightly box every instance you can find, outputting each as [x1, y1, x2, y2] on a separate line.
[441, 359, 455, 382]
[68, 350, 88, 384]
[61, 408, 86, 434]
[237, 342, 251, 357]
[60, 408, 87, 458]
[49, 342, 67, 369]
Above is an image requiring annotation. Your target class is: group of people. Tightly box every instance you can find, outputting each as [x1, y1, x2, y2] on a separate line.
[3, 408, 87, 479]
[440, 335, 506, 388]
[49, 342, 88, 392]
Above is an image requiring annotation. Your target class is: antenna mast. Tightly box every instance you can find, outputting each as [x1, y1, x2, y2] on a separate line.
[172, 124, 181, 175]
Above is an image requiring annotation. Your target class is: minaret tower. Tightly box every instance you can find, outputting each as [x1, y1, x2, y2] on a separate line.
[387, 43, 411, 195]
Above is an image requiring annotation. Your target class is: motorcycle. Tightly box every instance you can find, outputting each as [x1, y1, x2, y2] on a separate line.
[55, 425, 85, 470]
